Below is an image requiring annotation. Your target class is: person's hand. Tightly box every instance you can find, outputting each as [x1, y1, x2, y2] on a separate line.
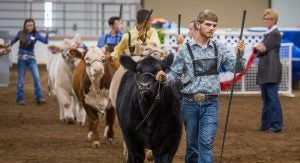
[176, 35, 185, 44]
[155, 70, 167, 82]
[138, 30, 146, 42]
[255, 43, 266, 53]
[7, 46, 11, 52]
[236, 40, 245, 55]
[101, 46, 107, 53]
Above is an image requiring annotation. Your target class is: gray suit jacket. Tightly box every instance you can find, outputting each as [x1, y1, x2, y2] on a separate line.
[256, 28, 282, 84]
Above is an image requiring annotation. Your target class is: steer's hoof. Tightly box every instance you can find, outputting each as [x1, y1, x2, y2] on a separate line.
[92, 141, 101, 148]
[108, 138, 115, 145]
[65, 117, 74, 124]
[76, 121, 85, 126]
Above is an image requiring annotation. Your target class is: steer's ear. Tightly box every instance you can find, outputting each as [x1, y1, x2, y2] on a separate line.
[160, 53, 174, 71]
[68, 48, 84, 59]
[48, 45, 62, 54]
[119, 55, 137, 72]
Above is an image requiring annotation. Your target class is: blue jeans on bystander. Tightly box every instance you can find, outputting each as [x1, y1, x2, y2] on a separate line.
[16, 59, 43, 102]
[260, 83, 283, 131]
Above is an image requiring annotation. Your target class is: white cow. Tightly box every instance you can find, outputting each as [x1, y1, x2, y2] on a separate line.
[47, 35, 86, 125]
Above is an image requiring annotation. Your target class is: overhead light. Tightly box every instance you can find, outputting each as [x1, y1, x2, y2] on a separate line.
[44, 2, 52, 28]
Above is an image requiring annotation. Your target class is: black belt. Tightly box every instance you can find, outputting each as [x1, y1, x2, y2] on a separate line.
[182, 93, 218, 102]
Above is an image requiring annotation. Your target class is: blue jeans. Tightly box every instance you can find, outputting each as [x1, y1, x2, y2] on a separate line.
[260, 83, 283, 130]
[182, 97, 219, 163]
[17, 59, 43, 102]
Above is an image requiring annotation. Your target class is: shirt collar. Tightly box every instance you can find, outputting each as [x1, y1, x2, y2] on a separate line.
[109, 31, 122, 37]
[265, 25, 277, 34]
[188, 38, 214, 48]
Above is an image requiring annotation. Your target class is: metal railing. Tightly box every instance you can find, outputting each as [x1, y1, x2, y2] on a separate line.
[0, 0, 140, 37]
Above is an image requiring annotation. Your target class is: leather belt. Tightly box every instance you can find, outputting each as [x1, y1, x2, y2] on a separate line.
[18, 54, 35, 60]
[182, 93, 218, 103]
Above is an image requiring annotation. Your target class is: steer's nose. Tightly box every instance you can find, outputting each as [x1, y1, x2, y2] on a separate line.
[93, 67, 104, 74]
[138, 82, 151, 91]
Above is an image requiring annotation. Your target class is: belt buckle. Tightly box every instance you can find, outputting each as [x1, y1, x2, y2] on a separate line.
[193, 93, 205, 102]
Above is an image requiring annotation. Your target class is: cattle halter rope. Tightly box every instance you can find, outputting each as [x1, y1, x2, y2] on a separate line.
[220, 10, 247, 163]
[135, 72, 163, 131]
[86, 58, 106, 77]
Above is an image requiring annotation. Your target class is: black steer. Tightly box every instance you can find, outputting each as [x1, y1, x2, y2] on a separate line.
[116, 55, 182, 163]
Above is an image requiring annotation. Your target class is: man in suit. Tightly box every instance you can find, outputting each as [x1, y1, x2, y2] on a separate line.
[255, 8, 283, 133]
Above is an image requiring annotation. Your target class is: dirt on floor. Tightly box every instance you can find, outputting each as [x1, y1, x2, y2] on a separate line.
[0, 65, 300, 163]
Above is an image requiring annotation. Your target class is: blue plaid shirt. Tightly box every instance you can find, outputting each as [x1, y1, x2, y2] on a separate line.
[167, 39, 245, 95]
[10, 30, 49, 56]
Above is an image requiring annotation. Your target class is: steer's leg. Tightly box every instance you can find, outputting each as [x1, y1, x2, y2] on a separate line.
[76, 103, 86, 126]
[86, 107, 101, 148]
[152, 134, 181, 163]
[56, 89, 75, 124]
[123, 135, 145, 163]
[126, 146, 145, 163]
[104, 100, 115, 144]
[86, 116, 93, 141]
[91, 117, 100, 148]
[58, 102, 64, 122]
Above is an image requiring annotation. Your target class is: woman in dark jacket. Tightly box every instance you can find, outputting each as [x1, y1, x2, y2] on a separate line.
[10, 18, 49, 105]
[255, 9, 283, 133]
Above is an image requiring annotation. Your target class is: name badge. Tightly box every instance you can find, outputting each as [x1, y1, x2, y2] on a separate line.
[30, 36, 35, 40]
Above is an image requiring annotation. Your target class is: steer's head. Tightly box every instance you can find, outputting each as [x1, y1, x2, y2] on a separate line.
[0, 44, 11, 57]
[141, 45, 169, 60]
[69, 46, 106, 79]
[120, 54, 174, 99]
[0, 38, 11, 57]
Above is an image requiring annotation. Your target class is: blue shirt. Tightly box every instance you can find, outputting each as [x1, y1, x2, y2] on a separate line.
[10, 30, 49, 56]
[167, 39, 246, 95]
[97, 31, 123, 48]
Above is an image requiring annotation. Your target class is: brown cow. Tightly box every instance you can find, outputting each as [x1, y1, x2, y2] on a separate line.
[70, 46, 120, 147]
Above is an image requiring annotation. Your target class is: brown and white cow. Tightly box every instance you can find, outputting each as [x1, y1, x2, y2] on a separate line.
[70, 46, 120, 147]
[47, 37, 86, 125]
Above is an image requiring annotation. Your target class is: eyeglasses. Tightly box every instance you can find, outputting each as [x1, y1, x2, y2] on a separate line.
[263, 17, 273, 21]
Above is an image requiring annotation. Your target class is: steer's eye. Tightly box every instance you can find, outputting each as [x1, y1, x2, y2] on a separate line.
[86, 62, 91, 67]
[101, 58, 106, 63]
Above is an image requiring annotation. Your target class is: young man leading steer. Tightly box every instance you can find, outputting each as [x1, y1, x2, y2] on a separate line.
[156, 9, 246, 163]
